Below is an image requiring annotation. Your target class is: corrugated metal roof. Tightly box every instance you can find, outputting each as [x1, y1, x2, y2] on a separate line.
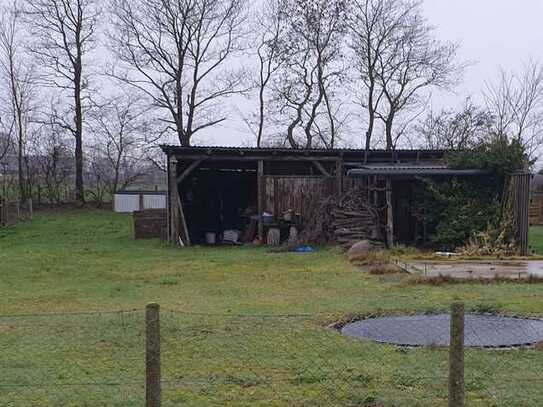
[348, 166, 488, 176]
[160, 144, 450, 154]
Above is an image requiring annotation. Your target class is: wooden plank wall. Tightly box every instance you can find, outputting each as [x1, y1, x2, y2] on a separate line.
[530, 192, 543, 225]
[511, 172, 531, 256]
[264, 176, 335, 220]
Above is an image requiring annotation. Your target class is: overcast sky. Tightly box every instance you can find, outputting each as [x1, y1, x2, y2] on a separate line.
[423, 0, 543, 107]
[222, 0, 543, 147]
[3, 0, 543, 147]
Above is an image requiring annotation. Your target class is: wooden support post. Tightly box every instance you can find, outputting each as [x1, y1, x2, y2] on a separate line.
[449, 303, 465, 407]
[273, 178, 279, 218]
[257, 160, 264, 243]
[146, 303, 161, 407]
[168, 157, 180, 244]
[385, 177, 394, 248]
[336, 159, 343, 196]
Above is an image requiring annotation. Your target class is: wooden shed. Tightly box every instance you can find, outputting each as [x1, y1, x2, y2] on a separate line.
[161, 146, 531, 254]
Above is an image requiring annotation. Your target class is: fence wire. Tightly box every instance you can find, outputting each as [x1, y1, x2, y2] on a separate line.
[159, 309, 449, 406]
[1, 307, 543, 406]
[0, 310, 145, 406]
[464, 318, 543, 407]
[0, 200, 32, 227]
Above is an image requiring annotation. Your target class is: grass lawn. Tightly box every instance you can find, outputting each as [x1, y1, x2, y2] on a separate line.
[2, 209, 543, 406]
[530, 225, 543, 254]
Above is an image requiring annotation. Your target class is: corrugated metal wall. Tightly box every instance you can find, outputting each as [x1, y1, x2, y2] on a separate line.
[114, 193, 167, 213]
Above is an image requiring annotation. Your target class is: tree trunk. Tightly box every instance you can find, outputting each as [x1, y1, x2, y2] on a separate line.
[385, 113, 395, 150]
[365, 84, 375, 155]
[257, 83, 265, 148]
[74, 71, 84, 204]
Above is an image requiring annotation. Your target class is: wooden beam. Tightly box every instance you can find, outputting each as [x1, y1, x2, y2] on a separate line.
[171, 154, 340, 162]
[257, 161, 265, 241]
[312, 160, 331, 177]
[177, 159, 203, 184]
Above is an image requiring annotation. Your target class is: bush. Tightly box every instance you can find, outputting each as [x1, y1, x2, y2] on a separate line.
[418, 138, 526, 251]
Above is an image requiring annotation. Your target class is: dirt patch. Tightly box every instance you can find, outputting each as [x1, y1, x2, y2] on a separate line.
[0, 325, 16, 332]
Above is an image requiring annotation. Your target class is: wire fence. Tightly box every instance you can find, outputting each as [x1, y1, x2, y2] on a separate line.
[0, 199, 33, 227]
[2, 304, 543, 406]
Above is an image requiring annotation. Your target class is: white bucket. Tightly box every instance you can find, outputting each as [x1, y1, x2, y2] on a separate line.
[205, 232, 216, 245]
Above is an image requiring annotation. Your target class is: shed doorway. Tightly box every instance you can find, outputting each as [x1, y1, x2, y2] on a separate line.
[181, 168, 257, 245]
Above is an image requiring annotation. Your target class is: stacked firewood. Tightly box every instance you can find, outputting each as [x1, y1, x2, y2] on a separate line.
[332, 187, 384, 248]
[296, 186, 384, 249]
[333, 208, 381, 248]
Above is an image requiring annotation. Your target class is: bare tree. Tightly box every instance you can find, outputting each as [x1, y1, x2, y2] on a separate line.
[0, 1, 35, 200]
[0, 126, 13, 164]
[348, 0, 464, 150]
[23, 0, 99, 204]
[27, 106, 74, 204]
[417, 99, 493, 150]
[484, 61, 543, 159]
[88, 95, 149, 196]
[253, 0, 283, 147]
[108, 0, 248, 147]
[272, 0, 346, 149]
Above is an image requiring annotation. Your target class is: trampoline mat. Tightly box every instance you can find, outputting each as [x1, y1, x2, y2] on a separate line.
[341, 314, 543, 348]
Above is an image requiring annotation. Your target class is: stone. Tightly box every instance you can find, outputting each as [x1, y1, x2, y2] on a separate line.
[347, 240, 375, 262]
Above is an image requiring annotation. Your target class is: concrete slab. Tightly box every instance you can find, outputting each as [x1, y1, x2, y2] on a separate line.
[400, 260, 543, 280]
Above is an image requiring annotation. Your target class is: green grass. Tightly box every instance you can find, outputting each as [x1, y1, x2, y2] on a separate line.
[2, 209, 543, 406]
[530, 225, 543, 255]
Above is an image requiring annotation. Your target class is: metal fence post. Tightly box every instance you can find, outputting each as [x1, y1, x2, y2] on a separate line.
[146, 303, 161, 407]
[449, 303, 465, 407]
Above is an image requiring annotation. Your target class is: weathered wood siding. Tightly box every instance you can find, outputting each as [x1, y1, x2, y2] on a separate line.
[511, 172, 531, 256]
[264, 176, 335, 219]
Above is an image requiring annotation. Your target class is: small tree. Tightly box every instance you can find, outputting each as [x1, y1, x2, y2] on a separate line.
[0, 1, 35, 200]
[484, 61, 543, 160]
[28, 109, 74, 204]
[417, 100, 493, 150]
[88, 95, 148, 198]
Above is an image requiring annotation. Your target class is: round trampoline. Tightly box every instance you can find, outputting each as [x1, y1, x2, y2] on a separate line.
[341, 314, 543, 348]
